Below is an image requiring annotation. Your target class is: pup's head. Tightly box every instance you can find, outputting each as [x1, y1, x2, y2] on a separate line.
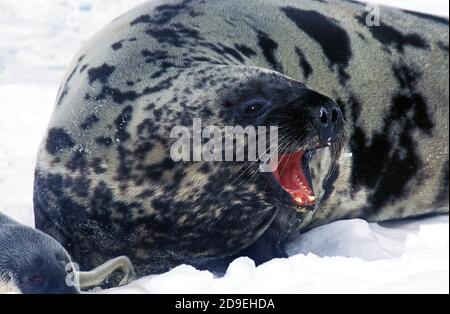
[0, 222, 79, 294]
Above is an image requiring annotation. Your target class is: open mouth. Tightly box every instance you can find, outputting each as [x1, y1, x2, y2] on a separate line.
[273, 151, 316, 209]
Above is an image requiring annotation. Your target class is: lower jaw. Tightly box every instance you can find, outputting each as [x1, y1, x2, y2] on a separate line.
[270, 181, 316, 213]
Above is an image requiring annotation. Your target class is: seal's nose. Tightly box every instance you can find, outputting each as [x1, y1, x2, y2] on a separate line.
[311, 101, 343, 146]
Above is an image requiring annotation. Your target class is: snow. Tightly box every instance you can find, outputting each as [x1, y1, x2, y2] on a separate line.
[97, 216, 448, 294]
[0, 0, 448, 294]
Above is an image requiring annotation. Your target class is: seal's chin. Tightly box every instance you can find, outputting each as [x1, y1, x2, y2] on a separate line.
[273, 150, 316, 209]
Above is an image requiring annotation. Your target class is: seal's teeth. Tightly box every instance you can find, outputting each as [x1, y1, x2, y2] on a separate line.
[308, 195, 316, 202]
[295, 196, 303, 203]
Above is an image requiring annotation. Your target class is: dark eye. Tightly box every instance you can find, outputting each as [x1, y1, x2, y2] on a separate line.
[240, 99, 269, 116]
[26, 274, 47, 287]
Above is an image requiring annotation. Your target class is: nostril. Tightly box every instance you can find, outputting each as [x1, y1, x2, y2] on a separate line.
[332, 109, 338, 123]
[319, 108, 328, 124]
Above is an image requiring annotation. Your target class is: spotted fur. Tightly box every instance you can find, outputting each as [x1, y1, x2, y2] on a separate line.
[34, 0, 449, 275]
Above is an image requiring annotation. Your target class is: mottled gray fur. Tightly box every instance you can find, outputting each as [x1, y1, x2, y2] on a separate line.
[34, 0, 449, 275]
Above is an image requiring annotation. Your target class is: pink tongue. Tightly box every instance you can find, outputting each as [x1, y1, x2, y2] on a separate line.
[274, 151, 315, 206]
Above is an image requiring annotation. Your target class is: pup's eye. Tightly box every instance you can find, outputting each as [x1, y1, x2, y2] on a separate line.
[26, 274, 47, 286]
[240, 99, 269, 116]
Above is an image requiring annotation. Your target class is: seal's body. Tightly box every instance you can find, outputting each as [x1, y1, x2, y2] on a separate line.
[34, 0, 449, 275]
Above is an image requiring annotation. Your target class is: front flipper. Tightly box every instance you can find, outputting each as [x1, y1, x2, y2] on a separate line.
[237, 207, 301, 265]
[77, 256, 136, 290]
[238, 228, 288, 265]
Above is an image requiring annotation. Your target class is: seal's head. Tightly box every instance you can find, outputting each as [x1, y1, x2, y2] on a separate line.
[0, 221, 79, 294]
[177, 66, 346, 215]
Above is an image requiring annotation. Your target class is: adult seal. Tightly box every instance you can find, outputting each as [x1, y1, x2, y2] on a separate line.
[34, 0, 449, 276]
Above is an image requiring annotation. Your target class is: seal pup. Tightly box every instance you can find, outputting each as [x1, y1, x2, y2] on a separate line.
[0, 212, 135, 293]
